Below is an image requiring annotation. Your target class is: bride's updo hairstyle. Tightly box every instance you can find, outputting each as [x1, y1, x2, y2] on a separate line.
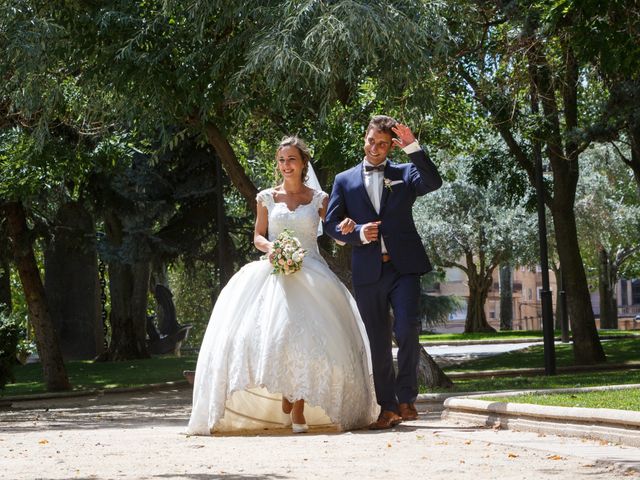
[275, 136, 312, 184]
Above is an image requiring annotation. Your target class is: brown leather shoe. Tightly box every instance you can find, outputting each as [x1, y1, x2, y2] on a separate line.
[369, 410, 402, 430]
[398, 402, 418, 421]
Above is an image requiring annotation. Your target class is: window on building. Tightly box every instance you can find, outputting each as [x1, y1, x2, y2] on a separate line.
[536, 287, 552, 300]
[621, 279, 628, 306]
[632, 279, 640, 305]
[446, 267, 466, 283]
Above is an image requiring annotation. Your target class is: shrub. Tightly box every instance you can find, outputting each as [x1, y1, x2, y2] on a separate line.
[0, 311, 21, 390]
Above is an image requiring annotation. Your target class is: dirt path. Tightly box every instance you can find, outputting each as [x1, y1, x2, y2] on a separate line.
[1, 386, 638, 479]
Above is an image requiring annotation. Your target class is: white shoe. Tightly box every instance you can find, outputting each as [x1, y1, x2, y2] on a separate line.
[292, 423, 309, 434]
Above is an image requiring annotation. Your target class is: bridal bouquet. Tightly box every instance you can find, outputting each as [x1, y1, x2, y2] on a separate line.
[266, 229, 306, 275]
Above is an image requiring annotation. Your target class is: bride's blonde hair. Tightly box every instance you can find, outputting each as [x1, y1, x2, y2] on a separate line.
[274, 136, 311, 184]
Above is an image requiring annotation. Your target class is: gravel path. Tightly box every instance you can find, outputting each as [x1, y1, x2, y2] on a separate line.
[1, 386, 638, 479]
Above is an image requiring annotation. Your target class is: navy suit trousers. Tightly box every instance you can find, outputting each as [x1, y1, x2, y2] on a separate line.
[354, 263, 421, 412]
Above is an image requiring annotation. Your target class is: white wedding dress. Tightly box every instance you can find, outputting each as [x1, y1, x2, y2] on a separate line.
[187, 188, 378, 434]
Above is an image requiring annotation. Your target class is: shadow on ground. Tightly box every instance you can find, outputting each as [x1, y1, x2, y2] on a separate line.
[1, 387, 191, 433]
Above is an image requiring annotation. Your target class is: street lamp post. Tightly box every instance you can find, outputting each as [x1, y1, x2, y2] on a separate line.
[533, 143, 556, 375]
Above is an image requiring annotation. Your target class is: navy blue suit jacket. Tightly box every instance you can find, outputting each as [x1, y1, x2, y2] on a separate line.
[324, 148, 442, 286]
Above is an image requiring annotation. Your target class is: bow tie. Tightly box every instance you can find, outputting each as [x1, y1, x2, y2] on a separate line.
[364, 164, 386, 172]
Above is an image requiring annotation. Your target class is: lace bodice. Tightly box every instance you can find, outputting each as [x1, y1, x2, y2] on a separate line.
[257, 188, 327, 261]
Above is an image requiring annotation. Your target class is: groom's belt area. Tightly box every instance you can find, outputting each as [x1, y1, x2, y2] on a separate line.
[381, 253, 391, 263]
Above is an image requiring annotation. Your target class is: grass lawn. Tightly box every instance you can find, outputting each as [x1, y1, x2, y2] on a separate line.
[4, 333, 639, 399]
[421, 336, 640, 400]
[424, 369, 640, 394]
[419, 329, 638, 343]
[1, 355, 197, 397]
[478, 387, 640, 412]
[442, 337, 640, 372]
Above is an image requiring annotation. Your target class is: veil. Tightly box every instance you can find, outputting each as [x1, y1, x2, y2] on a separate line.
[305, 161, 324, 237]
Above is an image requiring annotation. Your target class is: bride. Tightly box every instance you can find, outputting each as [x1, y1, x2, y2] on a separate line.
[187, 136, 378, 435]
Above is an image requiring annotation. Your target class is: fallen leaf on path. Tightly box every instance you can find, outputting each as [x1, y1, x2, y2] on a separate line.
[547, 455, 565, 460]
[508, 453, 518, 458]
[38, 439, 49, 445]
[464, 440, 472, 445]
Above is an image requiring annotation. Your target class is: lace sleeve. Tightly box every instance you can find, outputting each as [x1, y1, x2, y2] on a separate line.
[314, 190, 329, 211]
[256, 189, 274, 209]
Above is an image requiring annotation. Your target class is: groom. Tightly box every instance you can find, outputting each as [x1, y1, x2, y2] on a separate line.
[324, 115, 442, 429]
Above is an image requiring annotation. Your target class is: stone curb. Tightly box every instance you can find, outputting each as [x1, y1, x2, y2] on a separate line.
[441, 384, 640, 447]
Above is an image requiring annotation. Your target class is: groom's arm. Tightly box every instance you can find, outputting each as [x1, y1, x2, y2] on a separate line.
[392, 123, 442, 196]
[406, 145, 443, 196]
[323, 177, 364, 246]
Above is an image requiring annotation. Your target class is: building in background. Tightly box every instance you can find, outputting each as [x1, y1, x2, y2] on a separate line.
[432, 267, 640, 333]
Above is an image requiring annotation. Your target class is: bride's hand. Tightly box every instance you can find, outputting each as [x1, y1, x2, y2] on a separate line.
[338, 217, 356, 234]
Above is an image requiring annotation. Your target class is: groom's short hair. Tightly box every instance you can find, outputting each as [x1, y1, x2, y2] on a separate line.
[366, 115, 398, 138]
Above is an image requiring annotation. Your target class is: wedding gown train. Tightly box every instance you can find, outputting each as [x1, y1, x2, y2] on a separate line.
[187, 188, 378, 434]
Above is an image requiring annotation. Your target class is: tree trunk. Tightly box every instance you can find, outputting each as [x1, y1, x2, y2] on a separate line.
[464, 265, 496, 333]
[2, 201, 71, 391]
[418, 346, 453, 389]
[538, 41, 606, 364]
[499, 263, 512, 331]
[98, 211, 150, 361]
[319, 237, 353, 291]
[551, 189, 606, 363]
[0, 216, 11, 313]
[106, 261, 151, 360]
[626, 114, 640, 192]
[0, 257, 10, 314]
[204, 121, 258, 213]
[552, 263, 562, 329]
[598, 247, 618, 329]
[215, 154, 235, 288]
[44, 202, 103, 360]
[607, 250, 619, 330]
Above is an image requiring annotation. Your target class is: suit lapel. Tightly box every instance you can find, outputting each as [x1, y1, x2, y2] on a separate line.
[379, 163, 393, 215]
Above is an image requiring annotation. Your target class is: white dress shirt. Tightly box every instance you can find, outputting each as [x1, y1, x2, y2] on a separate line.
[359, 141, 422, 253]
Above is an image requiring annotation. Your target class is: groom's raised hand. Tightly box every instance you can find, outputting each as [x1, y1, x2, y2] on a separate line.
[391, 123, 417, 149]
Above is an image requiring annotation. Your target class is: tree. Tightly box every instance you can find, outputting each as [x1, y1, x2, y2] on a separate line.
[575, 144, 640, 328]
[415, 156, 537, 333]
[0, 0, 100, 389]
[546, 1, 640, 189]
[54, 1, 446, 207]
[1, 202, 70, 391]
[442, 1, 607, 362]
